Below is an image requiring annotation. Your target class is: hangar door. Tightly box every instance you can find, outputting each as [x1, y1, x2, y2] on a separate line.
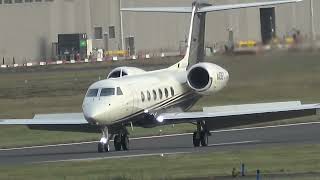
[125, 37, 135, 56]
[260, 8, 276, 44]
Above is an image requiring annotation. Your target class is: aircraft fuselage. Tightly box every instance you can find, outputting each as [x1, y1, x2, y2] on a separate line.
[82, 64, 229, 127]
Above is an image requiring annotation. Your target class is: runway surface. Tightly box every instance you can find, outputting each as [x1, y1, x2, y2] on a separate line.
[1, 122, 320, 165]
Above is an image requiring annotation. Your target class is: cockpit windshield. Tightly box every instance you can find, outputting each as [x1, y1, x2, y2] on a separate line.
[86, 89, 99, 97]
[100, 88, 115, 97]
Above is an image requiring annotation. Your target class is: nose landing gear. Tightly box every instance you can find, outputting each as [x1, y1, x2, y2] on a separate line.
[98, 126, 113, 153]
[97, 126, 130, 153]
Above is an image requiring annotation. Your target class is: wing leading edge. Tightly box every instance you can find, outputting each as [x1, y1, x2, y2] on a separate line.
[0, 113, 88, 125]
[157, 101, 319, 130]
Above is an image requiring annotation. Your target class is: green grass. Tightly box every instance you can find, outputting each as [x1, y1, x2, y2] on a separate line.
[1, 144, 320, 179]
[0, 51, 320, 148]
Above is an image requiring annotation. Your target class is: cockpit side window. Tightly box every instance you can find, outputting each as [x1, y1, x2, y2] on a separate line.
[100, 88, 115, 96]
[86, 89, 99, 97]
[117, 87, 123, 95]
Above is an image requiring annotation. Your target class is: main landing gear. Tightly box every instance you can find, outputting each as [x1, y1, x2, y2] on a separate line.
[193, 121, 211, 147]
[98, 126, 130, 153]
[114, 133, 129, 151]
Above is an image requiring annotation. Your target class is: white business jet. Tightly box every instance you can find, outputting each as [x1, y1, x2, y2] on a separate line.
[1, 0, 318, 153]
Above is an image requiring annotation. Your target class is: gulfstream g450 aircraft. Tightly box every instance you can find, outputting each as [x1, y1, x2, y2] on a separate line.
[1, 0, 318, 152]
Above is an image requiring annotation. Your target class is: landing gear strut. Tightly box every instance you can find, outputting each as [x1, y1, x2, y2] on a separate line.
[98, 126, 113, 153]
[114, 128, 130, 151]
[193, 121, 210, 147]
[98, 126, 130, 153]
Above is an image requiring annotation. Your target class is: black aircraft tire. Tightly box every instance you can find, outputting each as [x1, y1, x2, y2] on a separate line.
[98, 142, 104, 153]
[200, 131, 208, 147]
[114, 135, 122, 151]
[193, 132, 200, 147]
[121, 135, 129, 151]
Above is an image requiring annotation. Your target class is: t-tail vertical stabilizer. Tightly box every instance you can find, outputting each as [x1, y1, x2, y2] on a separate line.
[178, 1, 211, 69]
[121, 0, 303, 70]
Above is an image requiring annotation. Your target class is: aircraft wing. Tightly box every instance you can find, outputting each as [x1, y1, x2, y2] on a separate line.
[0, 113, 88, 125]
[157, 101, 319, 130]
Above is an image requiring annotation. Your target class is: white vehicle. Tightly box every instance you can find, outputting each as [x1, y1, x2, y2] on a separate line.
[1, 0, 318, 153]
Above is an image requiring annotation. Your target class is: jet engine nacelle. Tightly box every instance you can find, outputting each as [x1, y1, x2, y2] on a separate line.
[187, 62, 229, 95]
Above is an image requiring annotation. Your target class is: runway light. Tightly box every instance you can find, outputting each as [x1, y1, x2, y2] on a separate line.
[144, 109, 149, 113]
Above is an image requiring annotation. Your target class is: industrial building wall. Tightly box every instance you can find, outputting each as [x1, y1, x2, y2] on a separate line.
[122, 0, 320, 53]
[0, 0, 319, 64]
[0, 3, 51, 64]
[315, 0, 320, 39]
[0, 0, 82, 64]
[122, 0, 192, 54]
[275, 0, 318, 39]
[88, 0, 122, 50]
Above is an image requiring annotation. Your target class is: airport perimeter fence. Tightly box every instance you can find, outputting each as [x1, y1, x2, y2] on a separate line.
[0, 49, 185, 69]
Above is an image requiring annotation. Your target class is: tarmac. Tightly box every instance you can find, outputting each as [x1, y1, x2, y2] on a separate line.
[1, 121, 320, 165]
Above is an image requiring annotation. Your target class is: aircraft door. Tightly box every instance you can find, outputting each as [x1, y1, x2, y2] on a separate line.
[129, 85, 139, 114]
[116, 87, 133, 119]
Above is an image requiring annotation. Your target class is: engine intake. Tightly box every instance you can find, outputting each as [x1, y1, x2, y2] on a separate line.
[188, 66, 211, 90]
[187, 62, 229, 95]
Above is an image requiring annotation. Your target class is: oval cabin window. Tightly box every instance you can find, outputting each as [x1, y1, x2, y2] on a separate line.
[170, 87, 175, 97]
[153, 90, 157, 100]
[164, 88, 169, 98]
[158, 89, 163, 99]
[147, 91, 151, 101]
[141, 92, 145, 102]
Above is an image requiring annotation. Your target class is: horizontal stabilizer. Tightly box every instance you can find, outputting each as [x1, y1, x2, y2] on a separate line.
[121, 7, 192, 13]
[199, 0, 302, 13]
[121, 0, 302, 13]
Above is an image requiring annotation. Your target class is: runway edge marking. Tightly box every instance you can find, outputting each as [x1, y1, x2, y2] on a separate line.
[1, 121, 319, 151]
[37, 140, 260, 164]
[208, 140, 260, 147]
[35, 151, 191, 164]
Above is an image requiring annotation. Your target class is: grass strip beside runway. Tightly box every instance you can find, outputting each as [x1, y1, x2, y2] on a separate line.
[1, 144, 320, 180]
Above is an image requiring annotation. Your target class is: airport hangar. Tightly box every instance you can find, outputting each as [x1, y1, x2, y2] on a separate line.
[0, 0, 319, 64]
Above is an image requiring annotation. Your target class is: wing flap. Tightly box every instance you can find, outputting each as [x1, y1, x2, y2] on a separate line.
[202, 101, 302, 113]
[0, 113, 88, 125]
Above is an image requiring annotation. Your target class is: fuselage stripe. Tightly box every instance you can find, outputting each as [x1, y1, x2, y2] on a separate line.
[111, 90, 195, 124]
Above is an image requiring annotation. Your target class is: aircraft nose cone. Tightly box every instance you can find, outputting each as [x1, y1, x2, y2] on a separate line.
[83, 104, 105, 123]
[85, 110, 99, 121]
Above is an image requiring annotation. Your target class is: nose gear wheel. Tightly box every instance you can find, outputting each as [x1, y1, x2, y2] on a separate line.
[98, 126, 112, 153]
